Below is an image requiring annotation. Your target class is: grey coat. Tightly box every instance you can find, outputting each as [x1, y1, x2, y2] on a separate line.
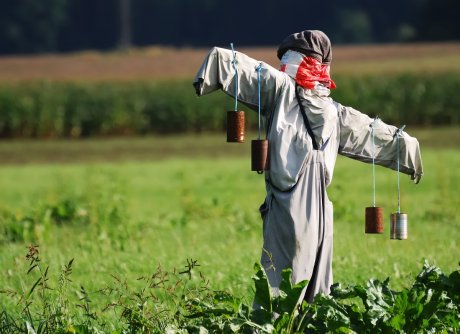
[193, 47, 423, 303]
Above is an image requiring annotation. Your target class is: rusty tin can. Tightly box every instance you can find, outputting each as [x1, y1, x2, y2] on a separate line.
[227, 111, 245, 143]
[251, 139, 269, 173]
[365, 206, 384, 234]
[390, 212, 408, 240]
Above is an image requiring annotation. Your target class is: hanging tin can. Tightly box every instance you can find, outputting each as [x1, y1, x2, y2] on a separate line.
[390, 212, 408, 240]
[365, 118, 384, 234]
[365, 206, 384, 234]
[251, 139, 269, 173]
[227, 110, 245, 143]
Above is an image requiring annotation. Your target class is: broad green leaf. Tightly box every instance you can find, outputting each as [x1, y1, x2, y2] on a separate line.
[448, 270, 460, 303]
[330, 282, 358, 300]
[252, 263, 272, 314]
[229, 322, 241, 332]
[251, 308, 272, 327]
[276, 268, 308, 315]
[273, 312, 290, 331]
[389, 313, 406, 331]
[278, 269, 293, 296]
[314, 295, 351, 332]
[415, 260, 443, 286]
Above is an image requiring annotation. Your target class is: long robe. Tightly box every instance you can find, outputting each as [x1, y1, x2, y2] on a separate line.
[193, 47, 423, 303]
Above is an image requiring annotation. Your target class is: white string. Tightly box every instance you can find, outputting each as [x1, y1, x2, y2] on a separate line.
[256, 63, 262, 140]
[372, 125, 376, 207]
[370, 117, 379, 207]
[395, 125, 406, 213]
[230, 43, 238, 112]
[397, 134, 400, 213]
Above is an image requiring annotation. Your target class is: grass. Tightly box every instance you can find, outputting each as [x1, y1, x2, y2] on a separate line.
[0, 42, 459, 331]
[331, 148, 460, 285]
[0, 158, 265, 322]
[0, 127, 458, 165]
[0, 131, 459, 327]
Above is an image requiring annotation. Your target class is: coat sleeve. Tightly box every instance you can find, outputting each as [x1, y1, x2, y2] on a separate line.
[338, 105, 423, 183]
[192, 47, 285, 113]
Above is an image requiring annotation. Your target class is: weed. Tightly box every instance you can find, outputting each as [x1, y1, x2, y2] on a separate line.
[0, 245, 99, 333]
[1, 246, 459, 333]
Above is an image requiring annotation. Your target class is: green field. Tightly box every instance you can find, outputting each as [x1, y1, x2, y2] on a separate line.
[1, 42, 459, 332]
[0, 131, 459, 330]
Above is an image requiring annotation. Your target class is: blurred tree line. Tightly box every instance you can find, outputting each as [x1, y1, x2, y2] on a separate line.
[0, 0, 459, 55]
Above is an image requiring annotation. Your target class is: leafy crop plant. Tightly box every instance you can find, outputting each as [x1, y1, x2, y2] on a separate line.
[1, 246, 459, 333]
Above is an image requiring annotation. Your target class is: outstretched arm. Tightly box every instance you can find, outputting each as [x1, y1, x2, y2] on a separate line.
[338, 105, 423, 183]
[193, 47, 286, 113]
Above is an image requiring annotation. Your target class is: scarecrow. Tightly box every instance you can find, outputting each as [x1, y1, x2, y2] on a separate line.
[193, 30, 423, 303]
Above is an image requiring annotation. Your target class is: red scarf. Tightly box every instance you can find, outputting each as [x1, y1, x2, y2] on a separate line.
[280, 51, 336, 90]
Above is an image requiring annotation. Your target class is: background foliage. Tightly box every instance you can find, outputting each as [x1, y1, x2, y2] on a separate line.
[0, 0, 459, 54]
[0, 73, 458, 138]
